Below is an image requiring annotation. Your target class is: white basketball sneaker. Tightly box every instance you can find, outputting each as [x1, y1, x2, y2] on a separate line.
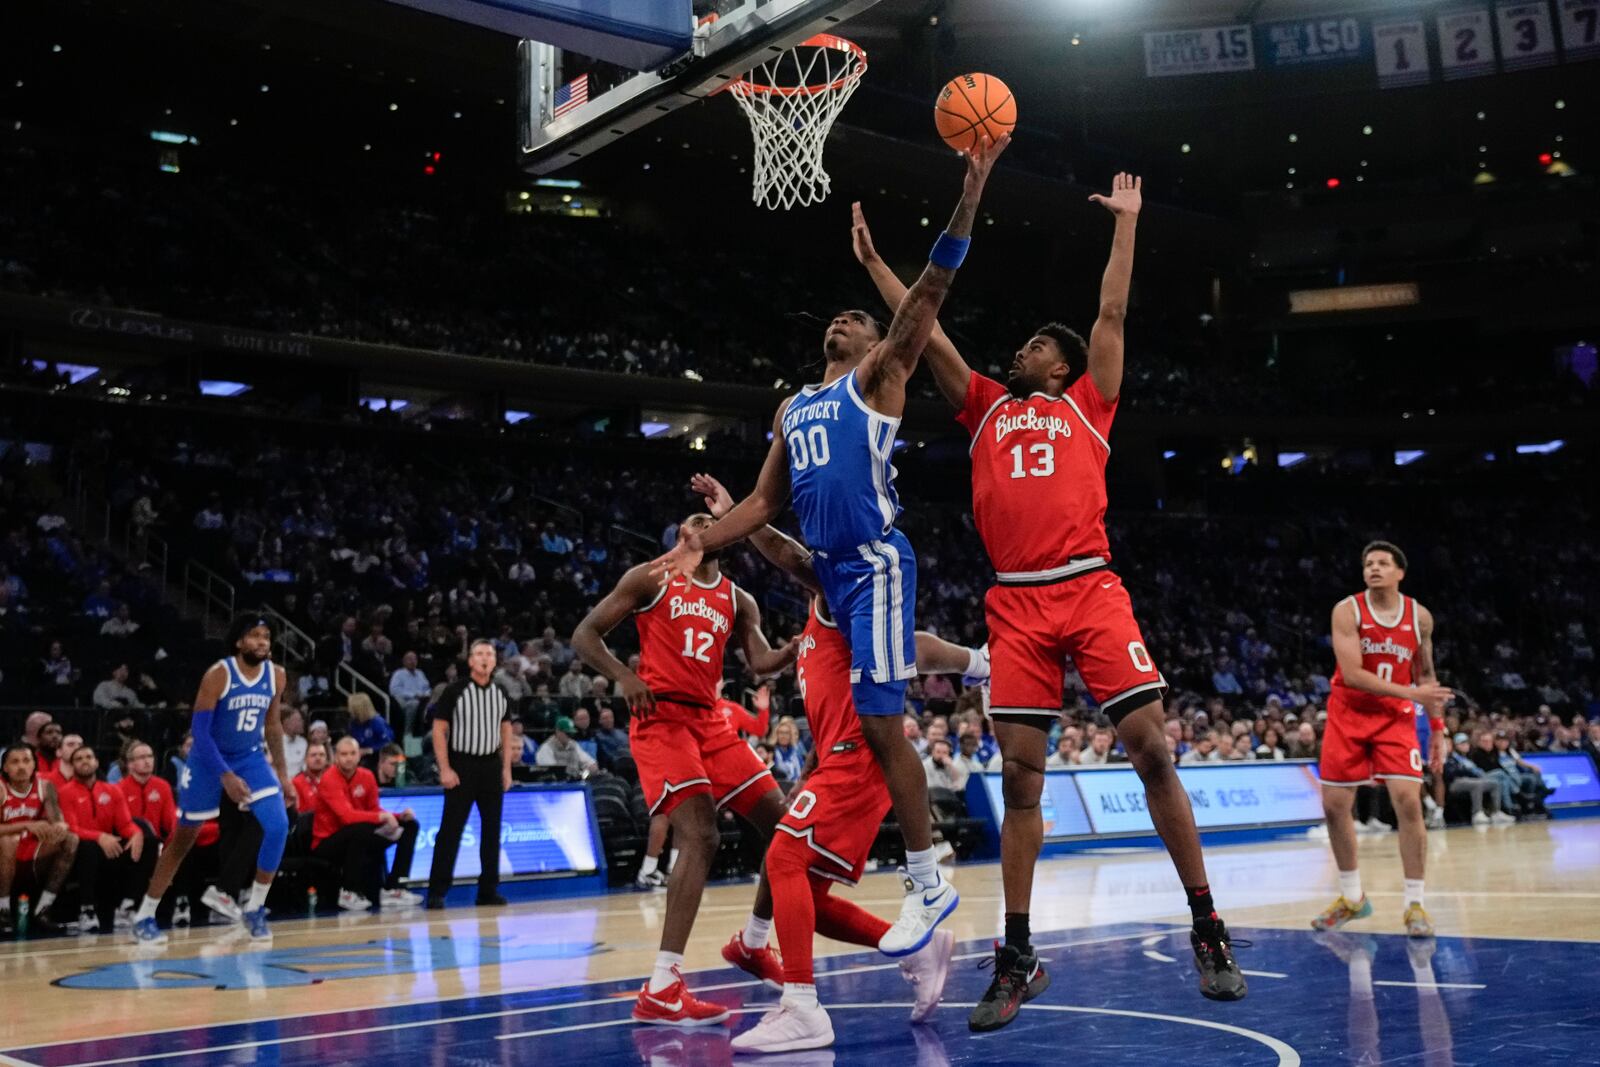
[731, 1003, 834, 1053]
[899, 927, 954, 1022]
[878, 869, 959, 957]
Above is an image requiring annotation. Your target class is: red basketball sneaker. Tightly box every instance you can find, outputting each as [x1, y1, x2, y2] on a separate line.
[632, 967, 731, 1026]
[720, 931, 785, 991]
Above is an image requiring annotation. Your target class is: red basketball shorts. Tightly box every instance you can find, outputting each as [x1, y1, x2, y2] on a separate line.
[986, 569, 1166, 723]
[13, 832, 39, 864]
[631, 701, 777, 818]
[773, 745, 890, 886]
[1319, 689, 1424, 785]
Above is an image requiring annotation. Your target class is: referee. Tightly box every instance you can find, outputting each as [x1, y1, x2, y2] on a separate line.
[425, 639, 514, 909]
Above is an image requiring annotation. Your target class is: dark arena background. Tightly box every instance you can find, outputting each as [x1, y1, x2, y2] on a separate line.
[1, 1, 1598, 1065]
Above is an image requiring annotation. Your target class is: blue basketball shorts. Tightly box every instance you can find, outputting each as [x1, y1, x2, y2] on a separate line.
[813, 528, 918, 716]
[178, 748, 281, 823]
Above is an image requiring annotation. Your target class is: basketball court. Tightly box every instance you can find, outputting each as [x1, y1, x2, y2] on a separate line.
[4, 821, 1598, 1066]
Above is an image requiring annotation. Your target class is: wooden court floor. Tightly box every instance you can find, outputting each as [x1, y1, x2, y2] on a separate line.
[2, 818, 1597, 1065]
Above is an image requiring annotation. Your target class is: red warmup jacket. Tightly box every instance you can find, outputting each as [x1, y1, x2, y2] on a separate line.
[312, 766, 383, 848]
[715, 698, 770, 739]
[292, 771, 322, 816]
[58, 777, 139, 842]
[117, 774, 177, 841]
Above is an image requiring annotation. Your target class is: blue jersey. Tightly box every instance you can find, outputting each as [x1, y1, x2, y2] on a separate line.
[212, 657, 276, 758]
[783, 370, 901, 553]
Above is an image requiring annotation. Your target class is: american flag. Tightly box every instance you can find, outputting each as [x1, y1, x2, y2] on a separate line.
[552, 74, 589, 119]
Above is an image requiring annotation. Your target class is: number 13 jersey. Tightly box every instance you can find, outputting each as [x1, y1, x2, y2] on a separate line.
[635, 574, 738, 708]
[958, 371, 1119, 581]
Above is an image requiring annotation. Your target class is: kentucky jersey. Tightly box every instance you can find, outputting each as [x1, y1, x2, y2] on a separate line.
[783, 370, 901, 554]
[213, 656, 276, 757]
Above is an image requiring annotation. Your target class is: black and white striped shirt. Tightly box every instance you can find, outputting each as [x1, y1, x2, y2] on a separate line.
[434, 677, 511, 757]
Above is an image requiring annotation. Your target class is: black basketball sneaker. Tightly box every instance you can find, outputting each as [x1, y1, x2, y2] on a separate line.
[968, 941, 1051, 1032]
[1191, 918, 1249, 1001]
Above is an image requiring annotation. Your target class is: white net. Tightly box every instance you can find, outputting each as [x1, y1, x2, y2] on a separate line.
[728, 34, 867, 211]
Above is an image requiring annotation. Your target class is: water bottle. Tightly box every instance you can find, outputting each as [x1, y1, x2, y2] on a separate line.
[307, 886, 318, 916]
[16, 895, 29, 939]
[395, 761, 409, 788]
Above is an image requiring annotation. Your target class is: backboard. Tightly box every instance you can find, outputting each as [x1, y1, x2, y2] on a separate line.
[517, 0, 884, 175]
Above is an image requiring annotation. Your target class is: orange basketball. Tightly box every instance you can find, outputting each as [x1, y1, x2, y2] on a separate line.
[934, 73, 1016, 153]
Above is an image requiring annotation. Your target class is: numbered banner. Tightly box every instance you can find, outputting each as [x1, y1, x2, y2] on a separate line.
[1258, 16, 1368, 66]
[1144, 25, 1256, 76]
[1437, 6, 1499, 77]
[1373, 17, 1433, 86]
[1558, 0, 1600, 58]
[1497, 1, 1560, 67]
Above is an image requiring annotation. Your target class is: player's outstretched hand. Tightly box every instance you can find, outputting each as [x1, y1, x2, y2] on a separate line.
[962, 131, 1011, 195]
[1415, 682, 1454, 716]
[620, 674, 657, 720]
[753, 684, 771, 713]
[649, 532, 704, 586]
[1089, 171, 1142, 217]
[690, 473, 735, 518]
[850, 202, 879, 266]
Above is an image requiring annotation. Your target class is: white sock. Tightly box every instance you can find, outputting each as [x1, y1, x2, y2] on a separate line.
[37, 890, 56, 913]
[648, 951, 684, 994]
[135, 895, 159, 921]
[1410, 958, 1438, 984]
[742, 913, 772, 950]
[782, 983, 819, 1011]
[246, 880, 271, 913]
[1337, 869, 1363, 903]
[638, 854, 659, 878]
[906, 846, 940, 891]
[1349, 950, 1374, 997]
[669, 848, 680, 873]
[1404, 879, 1424, 909]
[964, 646, 990, 680]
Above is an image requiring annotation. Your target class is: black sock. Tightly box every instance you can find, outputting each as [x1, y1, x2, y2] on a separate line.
[1004, 912, 1031, 952]
[1185, 884, 1216, 925]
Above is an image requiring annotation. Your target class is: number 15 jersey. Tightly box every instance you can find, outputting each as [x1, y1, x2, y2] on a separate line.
[635, 573, 738, 708]
[958, 371, 1119, 581]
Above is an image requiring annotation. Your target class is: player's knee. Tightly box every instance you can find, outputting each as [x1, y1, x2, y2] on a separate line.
[765, 832, 808, 877]
[1000, 759, 1044, 810]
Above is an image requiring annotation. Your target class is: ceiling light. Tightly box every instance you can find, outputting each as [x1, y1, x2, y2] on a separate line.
[1362, 125, 1373, 135]
[1555, 99, 1565, 109]
[389, 103, 398, 111]
[1180, 143, 1191, 153]
[1476, 111, 1486, 120]
[1288, 133, 1298, 143]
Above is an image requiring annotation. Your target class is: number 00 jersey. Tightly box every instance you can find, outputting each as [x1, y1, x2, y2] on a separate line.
[635, 573, 738, 708]
[958, 371, 1119, 582]
[1330, 591, 1420, 716]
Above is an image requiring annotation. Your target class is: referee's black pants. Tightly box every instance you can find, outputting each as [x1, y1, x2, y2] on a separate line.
[427, 753, 504, 902]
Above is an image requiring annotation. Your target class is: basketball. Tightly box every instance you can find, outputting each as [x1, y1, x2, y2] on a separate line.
[934, 73, 1016, 153]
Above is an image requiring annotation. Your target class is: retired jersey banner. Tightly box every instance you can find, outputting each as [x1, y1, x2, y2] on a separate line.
[1373, 17, 1433, 86]
[1438, 6, 1499, 77]
[1258, 16, 1368, 67]
[1558, 0, 1600, 58]
[1144, 25, 1256, 76]
[1497, 1, 1560, 67]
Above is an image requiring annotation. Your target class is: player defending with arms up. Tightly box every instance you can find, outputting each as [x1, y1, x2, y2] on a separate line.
[852, 173, 1247, 1027]
[654, 135, 1009, 957]
[132, 612, 292, 944]
[1312, 541, 1452, 938]
[573, 511, 797, 1026]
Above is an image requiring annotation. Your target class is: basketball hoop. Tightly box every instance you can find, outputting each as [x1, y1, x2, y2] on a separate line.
[727, 34, 867, 211]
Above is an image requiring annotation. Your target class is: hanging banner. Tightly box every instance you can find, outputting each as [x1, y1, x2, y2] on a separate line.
[1373, 17, 1433, 86]
[1558, 0, 1600, 58]
[1496, 1, 1560, 67]
[1257, 16, 1368, 67]
[1144, 25, 1256, 76]
[1438, 6, 1499, 76]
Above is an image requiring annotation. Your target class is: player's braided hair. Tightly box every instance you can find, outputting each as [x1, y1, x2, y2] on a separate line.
[1037, 322, 1088, 385]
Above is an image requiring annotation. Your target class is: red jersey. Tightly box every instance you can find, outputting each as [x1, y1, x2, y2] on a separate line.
[312, 766, 383, 847]
[958, 371, 1119, 580]
[292, 771, 322, 815]
[35, 752, 61, 782]
[118, 774, 177, 841]
[635, 572, 738, 708]
[58, 777, 139, 842]
[1331, 592, 1421, 716]
[796, 601, 862, 758]
[3, 777, 46, 826]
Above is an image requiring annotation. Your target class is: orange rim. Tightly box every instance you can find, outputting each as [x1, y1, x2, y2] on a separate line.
[729, 34, 867, 98]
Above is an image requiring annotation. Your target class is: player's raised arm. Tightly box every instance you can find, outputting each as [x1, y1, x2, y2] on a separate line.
[1084, 172, 1142, 403]
[690, 472, 821, 596]
[850, 202, 972, 410]
[859, 134, 1008, 401]
[652, 404, 793, 582]
[1330, 600, 1452, 714]
[571, 563, 664, 716]
[733, 587, 798, 677]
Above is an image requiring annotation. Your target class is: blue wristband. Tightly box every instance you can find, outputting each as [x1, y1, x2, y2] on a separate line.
[929, 231, 970, 270]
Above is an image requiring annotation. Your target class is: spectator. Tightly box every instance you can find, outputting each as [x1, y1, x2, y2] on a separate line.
[193, 495, 225, 530]
[92, 663, 143, 712]
[40, 640, 76, 690]
[97, 710, 141, 773]
[21, 712, 53, 748]
[490, 624, 520, 662]
[388, 650, 433, 726]
[281, 709, 308, 778]
[1493, 731, 1548, 812]
[1212, 656, 1243, 696]
[511, 720, 539, 765]
[507, 557, 536, 585]
[1468, 729, 1519, 815]
[1445, 733, 1515, 826]
[923, 672, 956, 702]
[292, 739, 329, 813]
[755, 742, 777, 770]
[1076, 727, 1119, 766]
[770, 718, 807, 783]
[375, 743, 409, 787]
[1255, 724, 1287, 761]
[347, 693, 395, 759]
[955, 731, 986, 776]
[33, 720, 65, 781]
[82, 580, 117, 620]
[535, 716, 597, 777]
[923, 738, 968, 792]
[307, 719, 331, 751]
[593, 705, 630, 769]
[1583, 722, 1600, 764]
[570, 707, 598, 763]
[361, 622, 395, 674]
[1287, 721, 1320, 759]
[1222, 734, 1253, 761]
[59, 744, 152, 935]
[1044, 733, 1079, 769]
[1180, 730, 1223, 765]
[100, 603, 141, 638]
[903, 714, 928, 756]
[311, 737, 422, 910]
[557, 660, 589, 699]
